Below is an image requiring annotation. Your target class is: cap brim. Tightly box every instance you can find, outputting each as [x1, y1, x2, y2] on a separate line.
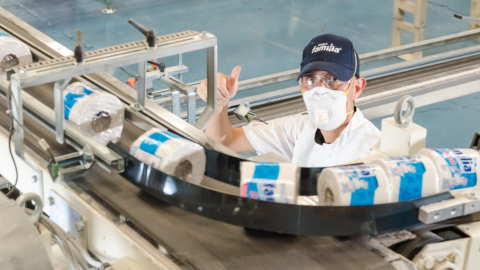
[297, 61, 354, 81]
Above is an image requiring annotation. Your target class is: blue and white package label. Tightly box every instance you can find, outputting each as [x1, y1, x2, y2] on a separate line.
[337, 165, 380, 206]
[433, 148, 477, 190]
[131, 130, 182, 168]
[130, 129, 206, 184]
[385, 156, 426, 201]
[64, 87, 93, 120]
[240, 162, 298, 204]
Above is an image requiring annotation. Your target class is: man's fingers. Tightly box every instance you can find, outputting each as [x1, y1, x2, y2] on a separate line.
[197, 82, 207, 101]
[230, 66, 242, 80]
[218, 77, 230, 99]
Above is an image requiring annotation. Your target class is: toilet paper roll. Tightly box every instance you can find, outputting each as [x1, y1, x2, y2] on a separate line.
[240, 162, 299, 204]
[417, 148, 480, 191]
[370, 155, 440, 202]
[0, 33, 32, 75]
[64, 82, 124, 145]
[130, 128, 206, 185]
[317, 164, 392, 206]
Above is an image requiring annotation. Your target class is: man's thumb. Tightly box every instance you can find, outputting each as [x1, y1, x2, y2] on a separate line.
[230, 66, 242, 80]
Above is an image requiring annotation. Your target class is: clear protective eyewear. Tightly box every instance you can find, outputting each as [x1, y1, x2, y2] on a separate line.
[299, 72, 350, 91]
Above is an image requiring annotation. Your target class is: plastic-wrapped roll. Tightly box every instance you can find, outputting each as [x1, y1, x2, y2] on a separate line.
[130, 129, 206, 184]
[370, 155, 440, 202]
[317, 164, 392, 206]
[240, 162, 299, 204]
[0, 32, 33, 75]
[417, 148, 480, 191]
[64, 82, 124, 145]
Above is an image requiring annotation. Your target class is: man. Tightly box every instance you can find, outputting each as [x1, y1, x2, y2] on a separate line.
[197, 34, 381, 167]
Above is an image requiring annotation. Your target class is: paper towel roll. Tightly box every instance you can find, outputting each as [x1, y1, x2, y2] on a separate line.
[240, 162, 299, 204]
[130, 128, 206, 184]
[317, 164, 392, 206]
[417, 148, 480, 191]
[64, 82, 124, 145]
[0, 33, 32, 75]
[370, 155, 440, 202]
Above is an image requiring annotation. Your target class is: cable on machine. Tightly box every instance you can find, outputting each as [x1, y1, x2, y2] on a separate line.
[4, 83, 57, 197]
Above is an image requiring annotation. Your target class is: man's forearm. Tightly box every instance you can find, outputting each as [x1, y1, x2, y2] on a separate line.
[205, 104, 236, 145]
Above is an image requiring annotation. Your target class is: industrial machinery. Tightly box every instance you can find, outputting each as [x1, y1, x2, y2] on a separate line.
[2, 6, 480, 270]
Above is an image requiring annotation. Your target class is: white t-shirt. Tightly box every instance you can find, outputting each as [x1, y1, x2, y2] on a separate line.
[243, 108, 381, 167]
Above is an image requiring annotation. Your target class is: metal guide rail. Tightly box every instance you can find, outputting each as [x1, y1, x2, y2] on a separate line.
[8, 25, 218, 166]
[101, 142, 480, 236]
[111, 143, 457, 236]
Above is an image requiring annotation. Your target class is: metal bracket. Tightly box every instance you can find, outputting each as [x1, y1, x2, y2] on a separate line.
[10, 74, 24, 158]
[10, 28, 218, 159]
[419, 188, 480, 224]
[48, 190, 87, 248]
[27, 160, 45, 203]
[171, 89, 181, 117]
[48, 146, 94, 181]
[131, 61, 147, 112]
[53, 78, 72, 144]
[233, 103, 268, 124]
[195, 44, 217, 131]
[159, 73, 197, 125]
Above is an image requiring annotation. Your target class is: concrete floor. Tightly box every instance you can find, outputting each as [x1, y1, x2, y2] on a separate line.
[1, 0, 479, 148]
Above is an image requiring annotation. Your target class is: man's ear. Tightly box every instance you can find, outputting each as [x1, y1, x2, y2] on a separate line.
[353, 77, 366, 99]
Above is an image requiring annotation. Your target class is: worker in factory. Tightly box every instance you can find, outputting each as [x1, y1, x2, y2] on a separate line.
[197, 34, 381, 167]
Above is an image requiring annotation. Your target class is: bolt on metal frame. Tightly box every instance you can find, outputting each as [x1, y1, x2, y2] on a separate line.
[9, 30, 218, 162]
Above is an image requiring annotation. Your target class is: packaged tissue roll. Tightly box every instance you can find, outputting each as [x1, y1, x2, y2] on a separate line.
[240, 162, 300, 204]
[417, 148, 480, 191]
[0, 32, 33, 75]
[370, 155, 440, 202]
[130, 129, 206, 184]
[317, 164, 392, 206]
[64, 82, 124, 145]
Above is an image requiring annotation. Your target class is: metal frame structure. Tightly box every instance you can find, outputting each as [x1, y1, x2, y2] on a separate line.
[9, 30, 218, 163]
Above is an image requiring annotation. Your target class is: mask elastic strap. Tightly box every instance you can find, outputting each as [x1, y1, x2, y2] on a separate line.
[346, 110, 354, 115]
[343, 51, 358, 96]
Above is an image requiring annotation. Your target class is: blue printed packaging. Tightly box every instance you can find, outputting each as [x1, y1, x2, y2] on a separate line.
[317, 164, 392, 206]
[371, 155, 440, 202]
[130, 128, 206, 184]
[240, 162, 300, 204]
[417, 148, 480, 191]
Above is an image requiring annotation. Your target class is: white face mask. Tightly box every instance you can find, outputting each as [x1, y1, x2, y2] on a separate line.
[302, 86, 352, 131]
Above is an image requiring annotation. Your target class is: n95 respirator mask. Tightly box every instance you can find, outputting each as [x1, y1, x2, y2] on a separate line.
[302, 86, 350, 131]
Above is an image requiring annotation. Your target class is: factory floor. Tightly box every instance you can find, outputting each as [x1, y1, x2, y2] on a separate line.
[1, 0, 479, 148]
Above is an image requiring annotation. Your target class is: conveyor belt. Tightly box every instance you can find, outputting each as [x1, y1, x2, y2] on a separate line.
[80, 165, 397, 270]
[0, 90, 396, 269]
[2, 7, 480, 269]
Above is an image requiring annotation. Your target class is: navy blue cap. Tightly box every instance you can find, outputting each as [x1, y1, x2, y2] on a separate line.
[297, 34, 360, 81]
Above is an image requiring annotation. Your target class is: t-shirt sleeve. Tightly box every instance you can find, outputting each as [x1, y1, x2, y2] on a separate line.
[242, 114, 307, 162]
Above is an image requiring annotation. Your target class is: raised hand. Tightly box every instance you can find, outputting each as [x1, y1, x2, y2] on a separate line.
[197, 66, 242, 108]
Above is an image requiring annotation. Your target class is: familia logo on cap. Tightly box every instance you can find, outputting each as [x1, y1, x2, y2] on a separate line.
[311, 43, 342, 54]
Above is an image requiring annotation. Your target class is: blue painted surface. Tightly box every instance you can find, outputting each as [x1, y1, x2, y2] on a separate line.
[1, 0, 479, 148]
